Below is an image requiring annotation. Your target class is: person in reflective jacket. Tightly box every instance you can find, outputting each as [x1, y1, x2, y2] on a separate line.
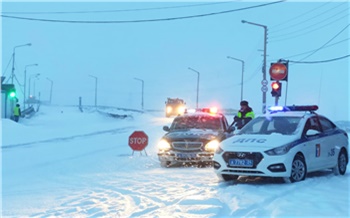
[13, 103, 21, 122]
[234, 100, 255, 129]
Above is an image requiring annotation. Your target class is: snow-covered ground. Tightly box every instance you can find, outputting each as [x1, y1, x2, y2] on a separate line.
[1, 105, 350, 217]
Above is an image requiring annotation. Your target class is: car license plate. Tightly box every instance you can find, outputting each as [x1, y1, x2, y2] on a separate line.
[176, 153, 197, 159]
[229, 159, 253, 167]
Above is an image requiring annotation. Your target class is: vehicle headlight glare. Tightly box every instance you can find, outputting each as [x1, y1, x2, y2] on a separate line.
[265, 144, 292, 156]
[166, 106, 173, 113]
[177, 106, 185, 114]
[205, 140, 220, 152]
[158, 139, 171, 150]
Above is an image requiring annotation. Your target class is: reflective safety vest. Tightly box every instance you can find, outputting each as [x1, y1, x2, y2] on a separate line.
[14, 106, 20, 116]
[237, 110, 255, 119]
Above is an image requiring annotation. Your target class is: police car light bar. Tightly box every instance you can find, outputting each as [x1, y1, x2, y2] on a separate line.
[268, 105, 318, 112]
[286, 105, 318, 111]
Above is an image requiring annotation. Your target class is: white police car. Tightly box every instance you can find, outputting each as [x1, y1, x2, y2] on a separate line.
[213, 105, 349, 183]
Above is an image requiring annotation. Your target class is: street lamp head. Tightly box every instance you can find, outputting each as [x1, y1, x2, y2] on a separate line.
[241, 20, 246, 23]
[27, 43, 32, 46]
[26, 63, 39, 69]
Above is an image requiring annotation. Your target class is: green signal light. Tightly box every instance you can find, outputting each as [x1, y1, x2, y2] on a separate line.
[9, 91, 16, 98]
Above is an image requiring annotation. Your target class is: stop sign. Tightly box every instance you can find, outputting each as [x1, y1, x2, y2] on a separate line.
[269, 63, 288, 80]
[129, 131, 148, 151]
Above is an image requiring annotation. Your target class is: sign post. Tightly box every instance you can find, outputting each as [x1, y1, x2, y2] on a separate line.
[128, 131, 148, 156]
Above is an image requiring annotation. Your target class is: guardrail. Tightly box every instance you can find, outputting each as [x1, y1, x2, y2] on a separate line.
[21, 106, 36, 118]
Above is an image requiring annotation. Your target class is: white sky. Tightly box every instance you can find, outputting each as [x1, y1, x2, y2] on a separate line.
[1, 105, 350, 217]
[1, 1, 349, 121]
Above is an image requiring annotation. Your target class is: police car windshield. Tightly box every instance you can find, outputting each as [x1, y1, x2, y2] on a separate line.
[238, 116, 302, 135]
[171, 115, 222, 131]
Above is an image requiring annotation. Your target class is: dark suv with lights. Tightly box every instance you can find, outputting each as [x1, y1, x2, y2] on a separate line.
[157, 108, 234, 167]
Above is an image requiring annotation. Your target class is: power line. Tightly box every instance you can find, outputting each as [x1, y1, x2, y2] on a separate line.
[1, 1, 237, 15]
[270, 7, 348, 40]
[0, 1, 285, 24]
[276, 38, 350, 59]
[269, 0, 333, 29]
[283, 54, 350, 64]
[298, 24, 349, 61]
[2, 55, 13, 78]
[270, 1, 347, 33]
[269, 13, 348, 43]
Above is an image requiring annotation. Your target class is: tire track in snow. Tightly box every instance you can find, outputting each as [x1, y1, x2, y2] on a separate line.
[28, 166, 223, 217]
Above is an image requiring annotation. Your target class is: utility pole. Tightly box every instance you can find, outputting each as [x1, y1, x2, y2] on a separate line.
[242, 20, 268, 114]
[134, 78, 144, 110]
[46, 77, 53, 104]
[227, 56, 245, 102]
[188, 67, 200, 109]
[23, 63, 38, 109]
[88, 75, 98, 107]
[11, 43, 32, 84]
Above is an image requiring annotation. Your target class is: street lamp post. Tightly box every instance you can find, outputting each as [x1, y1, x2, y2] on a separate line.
[188, 67, 200, 109]
[11, 43, 32, 84]
[34, 79, 39, 99]
[227, 56, 245, 102]
[134, 78, 144, 110]
[242, 20, 268, 114]
[46, 77, 53, 104]
[24, 63, 38, 109]
[88, 75, 98, 107]
[28, 73, 40, 101]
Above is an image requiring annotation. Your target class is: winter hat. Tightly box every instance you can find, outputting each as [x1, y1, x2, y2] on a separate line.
[240, 100, 248, 106]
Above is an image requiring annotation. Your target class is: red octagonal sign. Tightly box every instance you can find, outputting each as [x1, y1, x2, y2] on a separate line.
[269, 63, 288, 81]
[129, 131, 148, 151]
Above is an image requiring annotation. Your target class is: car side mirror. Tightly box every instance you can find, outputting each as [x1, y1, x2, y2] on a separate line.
[306, 129, 320, 137]
[163, 126, 170, 132]
[228, 125, 235, 133]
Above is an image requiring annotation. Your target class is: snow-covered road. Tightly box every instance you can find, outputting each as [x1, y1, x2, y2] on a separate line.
[2, 105, 349, 217]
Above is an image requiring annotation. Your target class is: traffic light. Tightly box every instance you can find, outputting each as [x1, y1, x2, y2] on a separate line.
[271, 81, 282, 97]
[8, 89, 16, 99]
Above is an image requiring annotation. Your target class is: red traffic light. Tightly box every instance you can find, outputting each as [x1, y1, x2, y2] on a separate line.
[271, 81, 282, 97]
[271, 82, 280, 90]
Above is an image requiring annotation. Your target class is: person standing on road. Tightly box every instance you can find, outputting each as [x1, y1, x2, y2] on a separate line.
[13, 103, 21, 122]
[233, 100, 255, 129]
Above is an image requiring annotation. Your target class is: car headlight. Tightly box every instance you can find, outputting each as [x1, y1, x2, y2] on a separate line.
[158, 139, 171, 151]
[177, 106, 185, 114]
[166, 106, 173, 113]
[265, 143, 292, 156]
[205, 140, 220, 152]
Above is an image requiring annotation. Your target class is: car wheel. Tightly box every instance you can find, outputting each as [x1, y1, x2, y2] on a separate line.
[160, 161, 170, 168]
[285, 154, 307, 183]
[222, 174, 239, 181]
[333, 149, 348, 175]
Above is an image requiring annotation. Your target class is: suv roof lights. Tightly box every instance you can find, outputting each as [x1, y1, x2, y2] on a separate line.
[185, 107, 219, 114]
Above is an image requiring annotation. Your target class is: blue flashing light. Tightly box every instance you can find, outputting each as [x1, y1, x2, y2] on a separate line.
[268, 105, 318, 113]
[268, 106, 287, 112]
